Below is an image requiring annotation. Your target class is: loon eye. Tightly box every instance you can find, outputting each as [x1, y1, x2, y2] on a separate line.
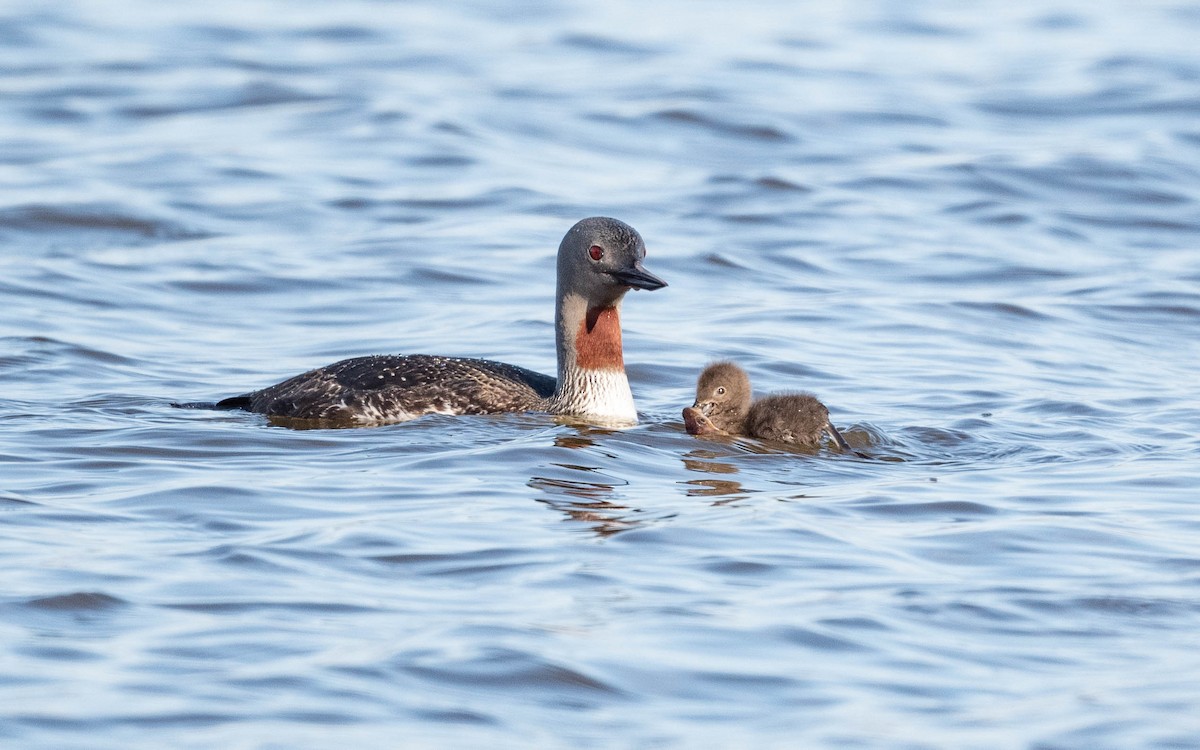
[588, 245, 604, 262]
[716, 387, 726, 396]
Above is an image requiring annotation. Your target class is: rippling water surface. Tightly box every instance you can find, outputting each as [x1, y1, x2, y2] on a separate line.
[3, 1, 1200, 747]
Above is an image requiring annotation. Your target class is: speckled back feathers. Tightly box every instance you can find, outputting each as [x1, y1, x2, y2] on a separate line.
[220, 355, 556, 424]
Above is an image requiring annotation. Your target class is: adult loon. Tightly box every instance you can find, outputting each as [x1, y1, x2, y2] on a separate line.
[202, 217, 666, 426]
[682, 361, 851, 450]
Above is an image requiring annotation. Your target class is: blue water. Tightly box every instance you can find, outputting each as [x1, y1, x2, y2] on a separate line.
[3, 1, 1200, 747]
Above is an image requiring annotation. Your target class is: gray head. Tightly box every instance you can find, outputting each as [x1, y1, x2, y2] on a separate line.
[692, 360, 753, 433]
[556, 217, 667, 308]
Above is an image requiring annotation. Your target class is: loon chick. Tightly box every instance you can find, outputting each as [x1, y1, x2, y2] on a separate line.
[682, 361, 851, 450]
[208, 217, 667, 426]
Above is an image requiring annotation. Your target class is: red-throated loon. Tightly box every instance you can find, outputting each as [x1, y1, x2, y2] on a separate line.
[194, 217, 667, 426]
[682, 361, 851, 450]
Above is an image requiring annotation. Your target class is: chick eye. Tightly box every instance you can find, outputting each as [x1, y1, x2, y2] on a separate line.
[588, 245, 604, 261]
[716, 387, 726, 396]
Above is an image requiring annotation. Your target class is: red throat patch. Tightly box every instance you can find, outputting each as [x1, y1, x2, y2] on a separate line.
[575, 306, 624, 370]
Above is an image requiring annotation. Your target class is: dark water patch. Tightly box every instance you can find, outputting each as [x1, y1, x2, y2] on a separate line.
[700, 252, 748, 270]
[730, 57, 810, 76]
[976, 91, 1200, 118]
[23, 82, 138, 100]
[943, 198, 1005, 214]
[1, 337, 137, 370]
[21, 592, 127, 612]
[3, 592, 135, 634]
[329, 197, 376, 211]
[25, 106, 87, 123]
[411, 708, 497, 725]
[371, 547, 534, 575]
[967, 157, 1194, 207]
[13, 644, 103, 662]
[181, 23, 256, 43]
[650, 108, 794, 142]
[835, 110, 949, 128]
[0, 138, 62, 165]
[2, 505, 134, 525]
[1015, 595, 1199, 623]
[561, 33, 660, 57]
[758, 250, 827, 275]
[352, 188, 544, 224]
[1159, 557, 1200, 572]
[406, 267, 494, 286]
[93, 59, 156, 74]
[270, 710, 359, 725]
[770, 625, 870, 653]
[0, 490, 36, 507]
[400, 647, 626, 697]
[218, 165, 278, 180]
[96, 712, 236, 729]
[837, 175, 932, 193]
[372, 549, 547, 578]
[871, 425, 979, 459]
[183, 544, 300, 573]
[1092, 53, 1200, 81]
[700, 557, 777, 576]
[1081, 303, 1200, 325]
[973, 211, 1031, 226]
[0, 204, 210, 244]
[219, 550, 298, 572]
[852, 499, 999, 519]
[753, 175, 811, 192]
[405, 153, 475, 168]
[1137, 289, 1200, 305]
[1058, 209, 1200, 232]
[162, 600, 380, 614]
[49, 440, 288, 468]
[819, 616, 891, 632]
[290, 25, 383, 42]
[864, 17, 969, 38]
[719, 212, 790, 225]
[13, 712, 236, 732]
[1075, 596, 1200, 618]
[912, 259, 1072, 286]
[953, 301, 1052, 320]
[673, 668, 796, 696]
[942, 162, 1034, 200]
[168, 277, 297, 295]
[117, 82, 330, 119]
[942, 601, 1033, 627]
[0, 15, 43, 46]
[1030, 12, 1088, 30]
[1014, 400, 1118, 418]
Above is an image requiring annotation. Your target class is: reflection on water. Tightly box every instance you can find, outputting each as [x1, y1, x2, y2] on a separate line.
[3, 0, 1200, 748]
[529, 469, 636, 536]
[681, 452, 739, 475]
[682, 479, 747, 501]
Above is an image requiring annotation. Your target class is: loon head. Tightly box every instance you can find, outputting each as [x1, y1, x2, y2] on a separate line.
[556, 216, 667, 309]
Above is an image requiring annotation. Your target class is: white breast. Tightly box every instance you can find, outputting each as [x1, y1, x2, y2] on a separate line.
[549, 368, 638, 426]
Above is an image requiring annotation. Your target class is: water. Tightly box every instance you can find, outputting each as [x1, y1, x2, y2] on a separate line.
[3, 1, 1200, 747]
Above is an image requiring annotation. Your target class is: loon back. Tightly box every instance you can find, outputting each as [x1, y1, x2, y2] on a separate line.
[217, 354, 556, 424]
